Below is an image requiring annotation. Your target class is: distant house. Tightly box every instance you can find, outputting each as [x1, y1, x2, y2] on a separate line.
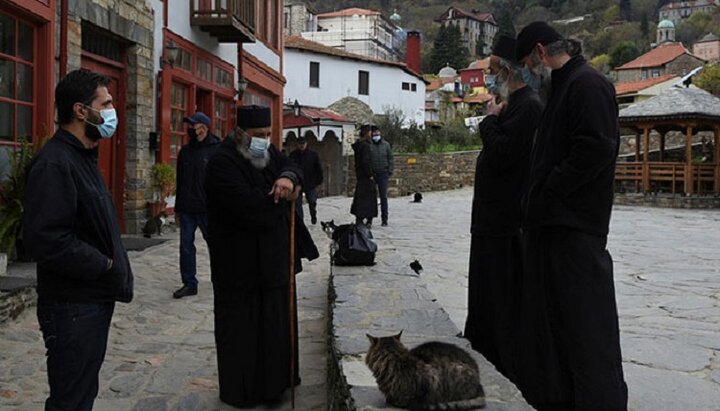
[614, 42, 705, 83]
[693, 33, 720, 62]
[658, 0, 719, 24]
[435, 6, 497, 57]
[614, 75, 682, 109]
[459, 58, 489, 89]
[301, 7, 403, 62]
[284, 0, 319, 37]
[424, 64, 492, 125]
[284, 36, 426, 127]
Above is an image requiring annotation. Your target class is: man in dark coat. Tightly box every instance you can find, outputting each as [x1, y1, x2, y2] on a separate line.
[173, 111, 220, 298]
[369, 126, 394, 226]
[205, 105, 319, 408]
[464, 35, 543, 383]
[23, 69, 133, 410]
[514, 22, 628, 411]
[289, 136, 323, 224]
[351, 124, 378, 227]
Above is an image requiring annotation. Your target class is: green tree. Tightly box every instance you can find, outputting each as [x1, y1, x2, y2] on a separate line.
[676, 12, 712, 46]
[695, 63, 720, 96]
[640, 12, 649, 38]
[610, 40, 640, 68]
[590, 54, 611, 73]
[428, 23, 469, 74]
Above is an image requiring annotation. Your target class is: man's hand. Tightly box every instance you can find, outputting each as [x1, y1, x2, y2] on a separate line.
[487, 99, 506, 116]
[288, 185, 302, 202]
[269, 177, 295, 203]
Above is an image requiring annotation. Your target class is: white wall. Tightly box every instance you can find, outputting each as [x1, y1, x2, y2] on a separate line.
[284, 49, 425, 126]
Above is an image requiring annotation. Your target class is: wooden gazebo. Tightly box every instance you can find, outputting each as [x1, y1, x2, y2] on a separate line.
[616, 87, 720, 195]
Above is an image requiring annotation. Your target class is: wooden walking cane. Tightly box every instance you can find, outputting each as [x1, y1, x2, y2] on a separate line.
[289, 203, 297, 409]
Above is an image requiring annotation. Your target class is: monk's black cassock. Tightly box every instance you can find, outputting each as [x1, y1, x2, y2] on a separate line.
[206, 136, 318, 407]
[464, 83, 543, 381]
[350, 137, 378, 222]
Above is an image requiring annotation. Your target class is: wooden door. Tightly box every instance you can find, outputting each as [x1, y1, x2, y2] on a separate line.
[81, 55, 127, 231]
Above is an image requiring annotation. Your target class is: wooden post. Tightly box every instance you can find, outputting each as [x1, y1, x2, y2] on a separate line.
[642, 127, 650, 192]
[714, 126, 720, 193]
[634, 131, 640, 161]
[685, 126, 694, 195]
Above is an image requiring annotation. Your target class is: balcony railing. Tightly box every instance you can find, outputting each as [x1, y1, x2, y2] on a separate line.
[190, 0, 255, 43]
[616, 161, 719, 195]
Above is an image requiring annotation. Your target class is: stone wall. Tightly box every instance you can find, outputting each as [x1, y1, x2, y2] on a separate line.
[346, 151, 479, 197]
[60, 0, 155, 234]
[0, 287, 36, 325]
[615, 193, 720, 208]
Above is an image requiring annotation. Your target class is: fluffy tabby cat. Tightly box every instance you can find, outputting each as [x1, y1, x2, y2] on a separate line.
[365, 332, 486, 411]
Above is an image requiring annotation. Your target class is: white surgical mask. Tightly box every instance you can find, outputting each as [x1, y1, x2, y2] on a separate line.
[249, 137, 270, 158]
[372, 135, 381, 143]
[85, 106, 118, 139]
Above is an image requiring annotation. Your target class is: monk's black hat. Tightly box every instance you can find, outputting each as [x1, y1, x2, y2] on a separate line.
[492, 35, 517, 63]
[516, 22, 563, 62]
[237, 105, 271, 128]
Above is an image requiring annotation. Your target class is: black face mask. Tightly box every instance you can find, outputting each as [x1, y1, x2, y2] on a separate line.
[187, 128, 198, 140]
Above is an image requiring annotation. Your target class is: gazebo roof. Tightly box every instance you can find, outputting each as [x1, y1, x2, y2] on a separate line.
[619, 87, 720, 126]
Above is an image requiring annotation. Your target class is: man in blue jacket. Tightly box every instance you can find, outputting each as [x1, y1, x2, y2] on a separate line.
[24, 69, 134, 411]
[173, 112, 220, 298]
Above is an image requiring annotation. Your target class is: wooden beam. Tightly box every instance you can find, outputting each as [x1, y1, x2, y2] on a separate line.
[635, 131, 640, 161]
[685, 126, 694, 195]
[642, 127, 650, 192]
[659, 132, 665, 162]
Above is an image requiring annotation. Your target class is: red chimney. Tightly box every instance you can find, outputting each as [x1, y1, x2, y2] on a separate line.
[406, 30, 421, 74]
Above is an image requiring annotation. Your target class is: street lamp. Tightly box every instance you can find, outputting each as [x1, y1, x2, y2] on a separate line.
[160, 40, 180, 68]
[236, 76, 249, 99]
[293, 99, 301, 117]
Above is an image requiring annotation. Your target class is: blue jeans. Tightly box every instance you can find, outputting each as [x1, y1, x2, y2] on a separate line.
[180, 212, 209, 288]
[37, 302, 115, 411]
[295, 188, 318, 222]
[374, 172, 390, 223]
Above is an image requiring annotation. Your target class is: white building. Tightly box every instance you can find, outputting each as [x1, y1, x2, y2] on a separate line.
[436, 6, 498, 57]
[659, 0, 719, 24]
[284, 36, 426, 127]
[301, 7, 403, 62]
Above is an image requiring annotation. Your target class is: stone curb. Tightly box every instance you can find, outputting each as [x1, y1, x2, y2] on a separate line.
[326, 249, 534, 411]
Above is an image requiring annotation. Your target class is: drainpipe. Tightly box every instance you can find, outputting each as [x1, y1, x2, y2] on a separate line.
[60, 0, 68, 77]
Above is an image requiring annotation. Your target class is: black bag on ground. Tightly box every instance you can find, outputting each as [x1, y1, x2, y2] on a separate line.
[332, 224, 377, 266]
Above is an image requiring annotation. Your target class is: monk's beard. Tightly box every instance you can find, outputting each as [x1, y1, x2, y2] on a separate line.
[496, 79, 510, 103]
[235, 134, 270, 169]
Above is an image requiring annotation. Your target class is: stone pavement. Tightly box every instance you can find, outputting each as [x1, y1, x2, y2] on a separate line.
[316, 188, 720, 411]
[2, 187, 719, 410]
[0, 222, 331, 410]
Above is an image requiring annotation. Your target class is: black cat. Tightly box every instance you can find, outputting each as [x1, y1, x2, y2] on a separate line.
[413, 192, 423, 203]
[143, 211, 168, 238]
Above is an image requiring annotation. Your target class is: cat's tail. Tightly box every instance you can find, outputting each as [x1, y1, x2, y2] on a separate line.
[414, 395, 486, 411]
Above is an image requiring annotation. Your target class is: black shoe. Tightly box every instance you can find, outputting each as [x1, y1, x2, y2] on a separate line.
[381, 221, 388, 226]
[311, 217, 317, 225]
[173, 285, 197, 299]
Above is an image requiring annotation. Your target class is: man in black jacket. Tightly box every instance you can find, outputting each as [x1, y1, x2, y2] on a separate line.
[173, 112, 220, 298]
[464, 35, 543, 383]
[350, 125, 378, 227]
[206, 105, 318, 407]
[23, 69, 133, 411]
[514, 22, 628, 411]
[289, 136, 323, 224]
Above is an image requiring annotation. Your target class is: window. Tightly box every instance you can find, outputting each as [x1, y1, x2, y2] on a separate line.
[170, 82, 188, 165]
[309, 61, 319, 87]
[175, 47, 192, 72]
[652, 69, 660, 78]
[197, 57, 211, 82]
[214, 96, 231, 137]
[411, 83, 417, 92]
[214, 66, 232, 89]
[0, 12, 35, 144]
[358, 70, 369, 95]
[402, 82, 410, 90]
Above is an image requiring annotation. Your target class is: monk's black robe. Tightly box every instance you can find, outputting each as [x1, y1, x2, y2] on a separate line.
[205, 138, 319, 407]
[464, 86, 542, 382]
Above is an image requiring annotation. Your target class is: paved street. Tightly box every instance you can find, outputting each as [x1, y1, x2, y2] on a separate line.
[316, 188, 720, 411]
[1, 187, 719, 410]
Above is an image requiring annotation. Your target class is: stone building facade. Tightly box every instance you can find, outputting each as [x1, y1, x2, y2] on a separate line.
[59, 0, 156, 234]
[283, 0, 317, 37]
[615, 44, 705, 83]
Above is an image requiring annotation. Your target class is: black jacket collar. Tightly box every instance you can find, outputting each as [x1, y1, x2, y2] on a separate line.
[55, 127, 98, 156]
[551, 55, 586, 87]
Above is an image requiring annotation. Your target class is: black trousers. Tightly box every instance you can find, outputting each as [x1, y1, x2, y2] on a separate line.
[517, 227, 627, 411]
[464, 231, 523, 382]
[37, 302, 115, 411]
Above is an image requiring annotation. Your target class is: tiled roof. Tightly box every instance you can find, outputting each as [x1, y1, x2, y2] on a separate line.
[283, 107, 352, 128]
[616, 43, 694, 70]
[464, 93, 493, 104]
[660, 0, 717, 11]
[317, 8, 380, 18]
[619, 87, 720, 122]
[437, 6, 495, 24]
[284, 36, 425, 81]
[615, 74, 677, 95]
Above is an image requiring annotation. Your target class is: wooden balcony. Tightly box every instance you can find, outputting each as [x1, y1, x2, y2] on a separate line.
[190, 0, 255, 43]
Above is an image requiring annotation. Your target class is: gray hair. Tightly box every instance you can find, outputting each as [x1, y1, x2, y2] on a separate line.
[544, 38, 583, 57]
[497, 57, 524, 83]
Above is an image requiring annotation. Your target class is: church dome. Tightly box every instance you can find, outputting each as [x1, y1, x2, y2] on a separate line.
[390, 9, 401, 23]
[438, 64, 457, 78]
[658, 19, 675, 29]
